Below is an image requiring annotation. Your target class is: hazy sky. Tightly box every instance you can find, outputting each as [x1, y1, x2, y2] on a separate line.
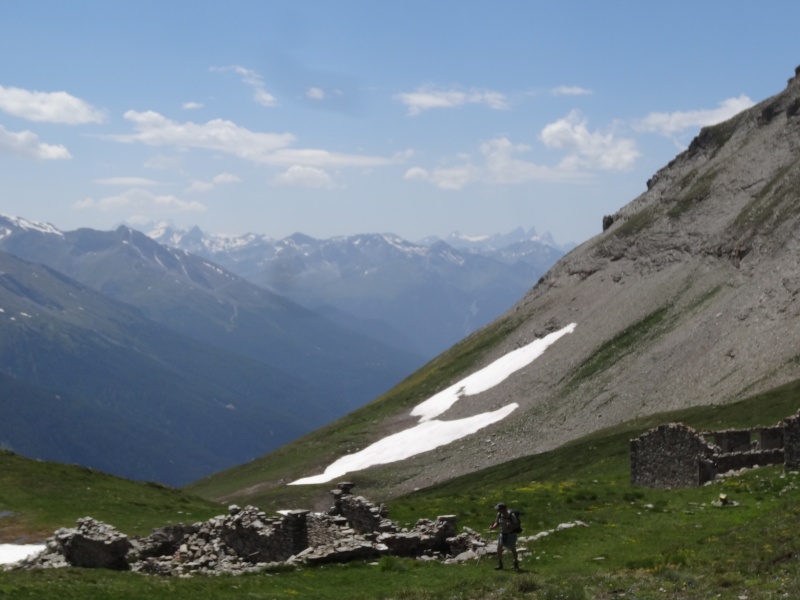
[1, 1, 797, 246]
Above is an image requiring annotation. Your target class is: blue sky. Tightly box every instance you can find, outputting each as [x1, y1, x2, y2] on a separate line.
[1, 1, 798, 246]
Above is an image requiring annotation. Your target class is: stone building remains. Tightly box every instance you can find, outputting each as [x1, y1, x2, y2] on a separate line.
[630, 409, 800, 488]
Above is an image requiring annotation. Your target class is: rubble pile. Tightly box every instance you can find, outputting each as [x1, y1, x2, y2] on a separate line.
[5, 483, 589, 576]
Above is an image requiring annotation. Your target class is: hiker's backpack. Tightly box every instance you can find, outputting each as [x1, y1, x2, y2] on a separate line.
[509, 510, 522, 534]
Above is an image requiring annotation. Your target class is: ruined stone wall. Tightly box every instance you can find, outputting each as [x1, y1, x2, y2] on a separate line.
[632, 409, 800, 488]
[760, 426, 784, 450]
[709, 430, 752, 453]
[215, 507, 307, 563]
[783, 411, 800, 469]
[331, 493, 393, 534]
[630, 423, 719, 488]
[713, 449, 784, 473]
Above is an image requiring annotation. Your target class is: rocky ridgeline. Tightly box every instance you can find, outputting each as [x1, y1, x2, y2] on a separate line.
[6, 483, 590, 576]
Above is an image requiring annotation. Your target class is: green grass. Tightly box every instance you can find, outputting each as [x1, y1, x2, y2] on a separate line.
[4, 380, 800, 597]
[0, 451, 223, 541]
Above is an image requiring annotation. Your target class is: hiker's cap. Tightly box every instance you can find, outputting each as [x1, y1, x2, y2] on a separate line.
[495, 502, 506, 510]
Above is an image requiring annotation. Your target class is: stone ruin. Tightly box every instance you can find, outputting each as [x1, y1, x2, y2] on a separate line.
[630, 409, 800, 488]
[4, 482, 488, 576]
[5, 481, 592, 576]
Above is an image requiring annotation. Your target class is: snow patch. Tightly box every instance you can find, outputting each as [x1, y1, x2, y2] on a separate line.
[413, 323, 576, 422]
[290, 322, 577, 485]
[0, 544, 45, 565]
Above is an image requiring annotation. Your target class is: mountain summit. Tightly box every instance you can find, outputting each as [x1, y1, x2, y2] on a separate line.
[193, 65, 800, 507]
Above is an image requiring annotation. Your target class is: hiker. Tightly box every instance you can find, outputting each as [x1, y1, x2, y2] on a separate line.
[489, 502, 519, 570]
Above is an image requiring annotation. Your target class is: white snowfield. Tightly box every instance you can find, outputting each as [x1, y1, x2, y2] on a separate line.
[0, 544, 45, 565]
[290, 323, 577, 485]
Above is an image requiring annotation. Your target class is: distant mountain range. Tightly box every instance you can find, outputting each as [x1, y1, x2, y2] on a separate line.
[148, 226, 568, 358]
[0, 215, 425, 485]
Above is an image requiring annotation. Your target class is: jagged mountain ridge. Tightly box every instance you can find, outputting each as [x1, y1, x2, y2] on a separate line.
[0, 218, 424, 409]
[191, 65, 800, 507]
[148, 226, 565, 357]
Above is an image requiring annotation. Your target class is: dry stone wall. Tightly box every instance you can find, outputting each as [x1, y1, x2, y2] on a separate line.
[631, 409, 800, 488]
[6, 483, 474, 576]
[630, 423, 718, 488]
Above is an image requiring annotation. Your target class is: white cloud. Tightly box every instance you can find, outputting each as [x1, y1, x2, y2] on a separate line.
[93, 177, 159, 186]
[406, 114, 637, 190]
[0, 125, 71, 160]
[552, 85, 592, 96]
[110, 110, 392, 169]
[540, 110, 638, 171]
[212, 172, 241, 185]
[212, 65, 278, 107]
[404, 163, 481, 190]
[306, 87, 325, 100]
[480, 137, 577, 184]
[635, 95, 755, 136]
[265, 148, 393, 168]
[273, 165, 334, 188]
[396, 85, 510, 116]
[111, 110, 295, 159]
[186, 179, 214, 193]
[182, 101, 203, 110]
[0, 85, 104, 124]
[186, 171, 242, 192]
[73, 188, 206, 213]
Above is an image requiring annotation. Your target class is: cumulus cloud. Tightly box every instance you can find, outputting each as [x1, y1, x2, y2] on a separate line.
[0, 85, 104, 124]
[273, 165, 335, 188]
[182, 101, 203, 110]
[540, 110, 638, 171]
[186, 171, 242, 193]
[396, 85, 510, 116]
[211, 65, 278, 107]
[212, 172, 241, 184]
[405, 113, 637, 190]
[0, 125, 71, 159]
[404, 163, 481, 190]
[109, 110, 392, 169]
[552, 85, 592, 96]
[73, 188, 206, 213]
[93, 177, 159, 186]
[306, 87, 325, 100]
[635, 95, 755, 136]
[110, 110, 294, 159]
[480, 137, 577, 183]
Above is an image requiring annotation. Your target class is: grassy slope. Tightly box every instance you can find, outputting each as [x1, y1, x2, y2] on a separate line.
[3, 380, 800, 598]
[0, 451, 223, 542]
